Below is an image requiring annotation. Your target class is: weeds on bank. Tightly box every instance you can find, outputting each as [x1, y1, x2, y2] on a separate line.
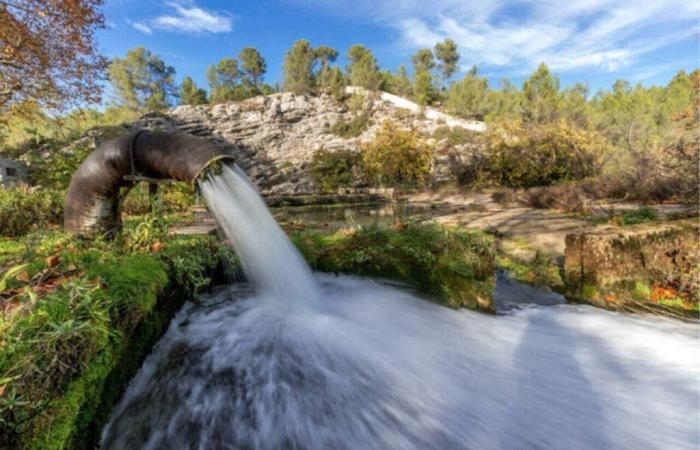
[292, 224, 495, 309]
[0, 216, 235, 446]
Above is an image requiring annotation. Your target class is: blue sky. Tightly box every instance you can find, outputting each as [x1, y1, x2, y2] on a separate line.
[99, 0, 699, 98]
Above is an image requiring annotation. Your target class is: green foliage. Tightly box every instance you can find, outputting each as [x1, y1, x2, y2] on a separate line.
[238, 47, 267, 92]
[411, 48, 436, 74]
[498, 249, 564, 289]
[179, 76, 207, 106]
[0, 188, 64, 237]
[329, 112, 370, 138]
[292, 224, 495, 309]
[383, 65, 413, 98]
[362, 121, 434, 188]
[484, 120, 605, 188]
[121, 212, 169, 254]
[107, 47, 176, 111]
[432, 125, 481, 147]
[24, 140, 93, 190]
[522, 63, 562, 124]
[445, 67, 490, 120]
[618, 207, 658, 226]
[0, 230, 235, 448]
[434, 39, 460, 81]
[207, 58, 249, 104]
[309, 149, 363, 192]
[282, 40, 317, 94]
[414, 70, 437, 106]
[346, 45, 382, 90]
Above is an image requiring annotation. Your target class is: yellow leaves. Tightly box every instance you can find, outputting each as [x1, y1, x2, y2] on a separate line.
[361, 121, 434, 188]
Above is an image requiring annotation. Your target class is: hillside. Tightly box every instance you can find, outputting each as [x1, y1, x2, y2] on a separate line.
[131, 87, 486, 195]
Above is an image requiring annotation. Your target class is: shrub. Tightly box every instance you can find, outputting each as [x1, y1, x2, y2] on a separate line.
[330, 112, 370, 138]
[292, 224, 495, 309]
[523, 183, 588, 213]
[362, 121, 434, 188]
[309, 149, 364, 193]
[0, 188, 64, 237]
[484, 120, 605, 188]
[618, 206, 658, 225]
[432, 125, 482, 147]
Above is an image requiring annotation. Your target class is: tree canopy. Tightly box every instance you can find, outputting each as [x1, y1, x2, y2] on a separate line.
[180, 76, 207, 106]
[0, 0, 107, 112]
[108, 46, 176, 111]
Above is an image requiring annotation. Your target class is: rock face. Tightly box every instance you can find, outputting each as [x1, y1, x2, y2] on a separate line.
[564, 221, 699, 317]
[132, 88, 486, 195]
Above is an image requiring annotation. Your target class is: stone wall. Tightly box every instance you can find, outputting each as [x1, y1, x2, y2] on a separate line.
[564, 220, 699, 317]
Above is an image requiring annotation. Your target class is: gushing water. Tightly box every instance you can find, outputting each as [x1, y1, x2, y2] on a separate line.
[198, 164, 318, 305]
[101, 164, 700, 450]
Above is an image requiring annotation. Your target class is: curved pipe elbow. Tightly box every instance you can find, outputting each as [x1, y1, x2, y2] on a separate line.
[64, 130, 233, 237]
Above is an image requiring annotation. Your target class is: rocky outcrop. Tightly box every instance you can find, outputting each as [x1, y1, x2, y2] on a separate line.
[132, 88, 486, 195]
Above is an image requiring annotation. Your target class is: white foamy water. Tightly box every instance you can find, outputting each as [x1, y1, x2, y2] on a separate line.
[198, 164, 318, 305]
[101, 163, 700, 449]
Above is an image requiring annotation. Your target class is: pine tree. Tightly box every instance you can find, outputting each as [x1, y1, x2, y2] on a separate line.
[522, 63, 561, 124]
[108, 47, 176, 111]
[238, 47, 267, 93]
[346, 45, 382, 90]
[207, 58, 244, 103]
[282, 40, 316, 94]
[180, 76, 207, 105]
[434, 38, 460, 82]
[445, 66, 490, 120]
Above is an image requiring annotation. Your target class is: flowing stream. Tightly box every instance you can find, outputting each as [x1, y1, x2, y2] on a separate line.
[101, 163, 699, 450]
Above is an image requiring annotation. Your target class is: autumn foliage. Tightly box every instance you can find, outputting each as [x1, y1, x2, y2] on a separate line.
[0, 0, 107, 112]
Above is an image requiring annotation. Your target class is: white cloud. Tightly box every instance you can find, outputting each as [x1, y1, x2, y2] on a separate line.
[129, 20, 153, 35]
[132, 1, 233, 35]
[291, 0, 699, 74]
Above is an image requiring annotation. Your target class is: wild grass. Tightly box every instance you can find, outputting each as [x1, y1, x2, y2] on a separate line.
[292, 224, 495, 310]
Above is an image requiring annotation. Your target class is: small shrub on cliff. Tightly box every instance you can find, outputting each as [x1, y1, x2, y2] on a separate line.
[484, 120, 605, 188]
[310, 149, 364, 193]
[0, 188, 64, 237]
[330, 112, 370, 138]
[362, 121, 434, 188]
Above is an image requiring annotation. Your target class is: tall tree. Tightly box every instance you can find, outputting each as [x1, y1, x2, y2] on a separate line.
[207, 57, 244, 103]
[522, 63, 561, 124]
[411, 48, 436, 74]
[180, 76, 207, 105]
[445, 66, 490, 120]
[434, 38, 460, 81]
[108, 46, 176, 111]
[0, 0, 107, 112]
[412, 49, 437, 105]
[346, 44, 382, 90]
[488, 78, 522, 121]
[315, 46, 340, 92]
[238, 47, 266, 92]
[282, 39, 316, 94]
[383, 65, 413, 98]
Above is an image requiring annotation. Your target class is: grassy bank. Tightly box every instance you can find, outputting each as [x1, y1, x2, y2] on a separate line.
[0, 227, 236, 450]
[292, 224, 496, 311]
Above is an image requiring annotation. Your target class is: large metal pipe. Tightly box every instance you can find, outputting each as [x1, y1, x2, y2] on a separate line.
[64, 130, 233, 236]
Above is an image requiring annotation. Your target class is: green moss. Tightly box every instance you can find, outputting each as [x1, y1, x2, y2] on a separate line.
[0, 231, 235, 449]
[632, 280, 652, 301]
[581, 283, 599, 301]
[497, 249, 564, 290]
